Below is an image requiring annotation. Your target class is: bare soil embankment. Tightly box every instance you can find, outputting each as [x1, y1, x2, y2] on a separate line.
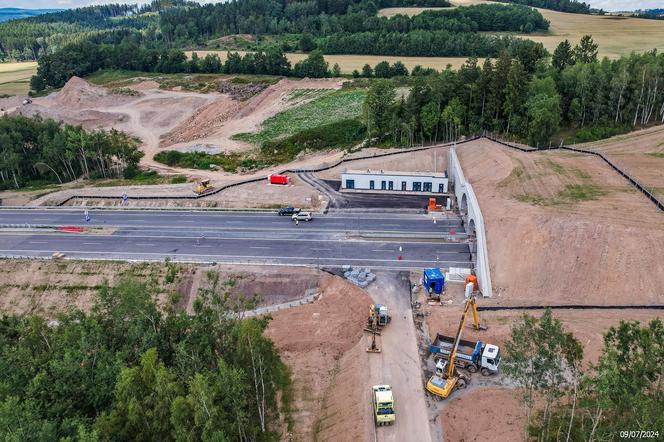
[265, 275, 372, 442]
[457, 138, 664, 305]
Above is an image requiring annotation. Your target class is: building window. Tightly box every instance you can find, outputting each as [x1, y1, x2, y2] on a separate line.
[388, 181, 394, 190]
[401, 181, 407, 191]
[438, 183, 444, 193]
[346, 179, 355, 189]
[370, 180, 375, 190]
[423, 182, 432, 192]
[413, 182, 422, 191]
[381, 180, 386, 190]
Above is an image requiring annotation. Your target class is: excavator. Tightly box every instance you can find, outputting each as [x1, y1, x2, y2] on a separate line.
[425, 296, 479, 399]
[365, 304, 390, 353]
[194, 179, 215, 195]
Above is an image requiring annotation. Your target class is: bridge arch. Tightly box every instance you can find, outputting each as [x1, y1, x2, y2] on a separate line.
[459, 192, 468, 211]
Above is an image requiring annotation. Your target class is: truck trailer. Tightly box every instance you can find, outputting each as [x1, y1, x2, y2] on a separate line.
[429, 333, 500, 375]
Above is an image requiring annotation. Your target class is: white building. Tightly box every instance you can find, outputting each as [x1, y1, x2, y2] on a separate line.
[341, 169, 448, 193]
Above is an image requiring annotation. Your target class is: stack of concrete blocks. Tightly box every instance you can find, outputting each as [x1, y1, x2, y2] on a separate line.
[342, 265, 376, 288]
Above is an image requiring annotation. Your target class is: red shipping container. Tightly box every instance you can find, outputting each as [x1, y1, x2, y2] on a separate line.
[269, 174, 289, 185]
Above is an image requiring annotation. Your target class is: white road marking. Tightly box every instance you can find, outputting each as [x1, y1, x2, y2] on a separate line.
[311, 248, 332, 251]
[83, 242, 101, 245]
[193, 245, 212, 248]
[371, 249, 393, 253]
[136, 243, 155, 247]
[250, 246, 271, 249]
[28, 241, 48, 244]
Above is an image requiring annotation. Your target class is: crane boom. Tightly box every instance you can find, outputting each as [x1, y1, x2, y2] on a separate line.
[446, 297, 473, 378]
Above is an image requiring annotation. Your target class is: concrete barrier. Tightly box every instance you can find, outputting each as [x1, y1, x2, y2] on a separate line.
[448, 146, 493, 297]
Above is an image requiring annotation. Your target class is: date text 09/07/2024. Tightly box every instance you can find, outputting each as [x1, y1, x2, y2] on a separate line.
[620, 431, 659, 439]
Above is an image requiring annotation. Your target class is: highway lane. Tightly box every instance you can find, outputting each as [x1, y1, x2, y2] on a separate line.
[0, 209, 464, 234]
[0, 232, 472, 269]
[0, 209, 472, 268]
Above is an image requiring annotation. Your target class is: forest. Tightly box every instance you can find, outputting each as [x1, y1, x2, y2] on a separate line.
[491, 0, 591, 13]
[503, 310, 663, 441]
[0, 115, 143, 189]
[30, 43, 330, 91]
[0, 273, 291, 441]
[1, 0, 547, 60]
[362, 37, 664, 147]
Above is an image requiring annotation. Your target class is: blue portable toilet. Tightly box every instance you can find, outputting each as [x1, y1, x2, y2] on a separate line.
[423, 268, 445, 295]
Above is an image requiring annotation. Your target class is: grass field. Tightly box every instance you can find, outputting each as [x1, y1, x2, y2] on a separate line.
[186, 50, 470, 74]
[233, 88, 367, 144]
[0, 61, 37, 96]
[379, 1, 664, 59]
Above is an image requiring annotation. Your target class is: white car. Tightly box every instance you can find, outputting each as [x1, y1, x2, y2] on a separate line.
[292, 211, 312, 221]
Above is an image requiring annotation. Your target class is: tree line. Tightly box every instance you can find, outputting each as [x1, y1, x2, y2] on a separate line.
[491, 0, 592, 13]
[503, 309, 663, 441]
[322, 30, 545, 58]
[363, 37, 664, 147]
[30, 42, 331, 92]
[0, 115, 143, 189]
[0, 272, 291, 441]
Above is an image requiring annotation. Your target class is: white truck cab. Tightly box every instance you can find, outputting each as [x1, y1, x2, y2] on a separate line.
[481, 344, 501, 374]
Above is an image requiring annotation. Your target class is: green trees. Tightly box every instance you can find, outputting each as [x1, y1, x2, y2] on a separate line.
[507, 316, 664, 441]
[0, 116, 142, 189]
[361, 38, 664, 147]
[503, 309, 583, 440]
[526, 77, 562, 146]
[573, 35, 599, 64]
[0, 272, 291, 441]
[552, 39, 574, 71]
[293, 50, 329, 78]
[364, 79, 397, 139]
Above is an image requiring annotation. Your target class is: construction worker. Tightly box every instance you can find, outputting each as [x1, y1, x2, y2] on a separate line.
[295, 218, 299, 226]
[465, 272, 478, 291]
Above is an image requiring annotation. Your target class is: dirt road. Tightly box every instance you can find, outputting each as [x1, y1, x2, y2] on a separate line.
[365, 272, 433, 442]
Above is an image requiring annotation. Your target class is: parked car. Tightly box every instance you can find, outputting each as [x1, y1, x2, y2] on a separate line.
[292, 211, 312, 221]
[278, 207, 301, 216]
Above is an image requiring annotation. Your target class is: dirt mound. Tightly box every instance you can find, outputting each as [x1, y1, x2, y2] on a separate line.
[160, 95, 241, 147]
[161, 77, 344, 151]
[265, 274, 372, 441]
[54, 76, 114, 108]
[457, 139, 664, 305]
[217, 80, 268, 101]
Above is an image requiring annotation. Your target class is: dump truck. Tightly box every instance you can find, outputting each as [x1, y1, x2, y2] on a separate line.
[429, 334, 500, 375]
[372, 385, 395, 426]
[194, 179, 215, 195]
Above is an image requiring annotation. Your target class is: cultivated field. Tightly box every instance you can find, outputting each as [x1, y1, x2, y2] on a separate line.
[186, 50, 471, 74]
[379, 0, 664, 59]
[0, 61, 36, 95]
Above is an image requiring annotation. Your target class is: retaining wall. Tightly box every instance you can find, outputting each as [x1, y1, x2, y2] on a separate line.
[448, 146, 492, 297]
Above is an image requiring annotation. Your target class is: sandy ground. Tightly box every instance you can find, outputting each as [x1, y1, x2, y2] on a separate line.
[419, 137, 664, 441]
[265, 274, 372, 442]
[163, 78, 344, 153]
[456, 138, 664, 305]
[11, 76, 343, 179]
[576, 125, 664, 199]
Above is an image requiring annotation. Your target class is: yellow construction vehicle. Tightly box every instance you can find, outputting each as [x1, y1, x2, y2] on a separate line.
[425, 298, 475, 399]
[365, 304, 390, 353]
[193, 179, 214, 195]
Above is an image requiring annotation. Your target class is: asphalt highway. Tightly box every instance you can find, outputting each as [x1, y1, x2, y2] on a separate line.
[0, 209, 471, 269]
